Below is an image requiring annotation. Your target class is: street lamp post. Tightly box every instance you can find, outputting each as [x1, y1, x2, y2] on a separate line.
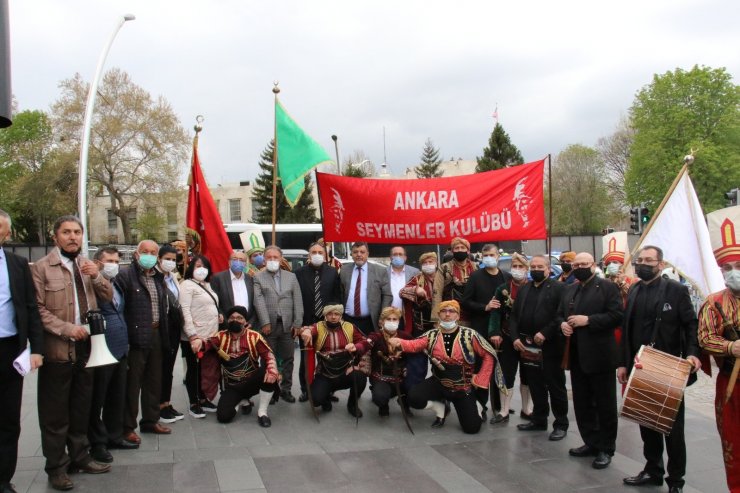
[331, 134, 340, 174]
[78, 13, 135, 256]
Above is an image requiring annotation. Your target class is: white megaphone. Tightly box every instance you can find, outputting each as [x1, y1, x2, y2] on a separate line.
[86, 309, 118, 368]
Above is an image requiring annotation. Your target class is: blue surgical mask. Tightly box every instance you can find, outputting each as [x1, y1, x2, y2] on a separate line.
[138, 254, 157, 270]
[253, 254, 265, 267]
[391, 256, 405, 268]
[482, 256, 498, 269]
[230, 259, 246, 274]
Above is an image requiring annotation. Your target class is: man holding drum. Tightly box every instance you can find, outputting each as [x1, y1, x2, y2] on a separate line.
[617, 245, 701, 493]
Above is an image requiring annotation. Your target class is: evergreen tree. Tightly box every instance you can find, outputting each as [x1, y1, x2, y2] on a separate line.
[251, 140, 318, 223]
[475, 123, 524, 172]
[415, 138, 443, 178]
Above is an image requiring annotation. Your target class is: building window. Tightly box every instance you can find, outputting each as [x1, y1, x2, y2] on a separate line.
[127, 208, 137, 229]
[107, 210, 117, 230]
[229, 199, 241, 222]
[167, 205, 177, 227]
[251, 199, 262, 221]
[167, 230, 178, 242]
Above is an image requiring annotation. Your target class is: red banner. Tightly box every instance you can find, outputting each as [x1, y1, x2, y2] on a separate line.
[317, 159, 546, 244]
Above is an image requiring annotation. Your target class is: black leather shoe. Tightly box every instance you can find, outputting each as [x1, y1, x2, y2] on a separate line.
[48, 474, 74, 491]
[623, 471, 663, 486]
[108, 438, 139, 450]
[592, 452, 611, 469]
[90, 444, 113, 463]
[298, 392, 309, 402]
[480, 405, 488, 422]
[668, 487, 683, 493]
[281, 391, 296, 403]
[270, 390, 279, 405]
[490, 413, 510, 424]
[0, 482, 18, 493]
[431, 417, 446, 428]
[569, 444, 598, 457]
[329, 394, 339, 402]
[321, 401, 333, 412]
[549, 428, 567, 441]
[257, 415, 272, 428]
[520, 411, 533, 421]
[379, 404, 390, 417]
[517, 421, 547, 431]
[241, 403, 253, 415]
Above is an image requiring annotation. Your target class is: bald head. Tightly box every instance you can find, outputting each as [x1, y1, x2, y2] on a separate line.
[574, 252, 594, 265]
[137, 240, 159, 255]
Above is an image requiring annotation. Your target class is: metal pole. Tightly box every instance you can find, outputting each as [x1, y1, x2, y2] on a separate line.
[547, 154, 552, 257]
[331, 134, 341, 174]
[78, 14, 135, 256]
[271, 82, 280, 245]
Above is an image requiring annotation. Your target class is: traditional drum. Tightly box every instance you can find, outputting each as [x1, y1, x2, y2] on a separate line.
[620, 345, 692, 435]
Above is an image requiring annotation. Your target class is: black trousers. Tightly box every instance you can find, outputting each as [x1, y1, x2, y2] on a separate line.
[88, 357, 127, 447]
[311, 371, 367, 407]
[0, 337, 23, 483]
[182, 342, 203, 405]
[343, 315, 374, 336]
[641, 400, 686, 488]
[125, 333, 162, 432]
[522, 344, 569, 430]
[298, 338, 308, 394]
[370, 378, 400, 408]
[570, 357, 618, 454]
[38, 361, 94, 476]
[160, 332, 180, 404]
[408, 377, 482, 434]
[216, 367, 278, 423]
[404, 353, 428, 391]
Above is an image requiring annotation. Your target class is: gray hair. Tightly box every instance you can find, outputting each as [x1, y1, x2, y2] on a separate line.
[264, 245, 283, 257]
[0, 208, 10, 228]
[481, 243, 499, 254]
[531, 254, 551, 266]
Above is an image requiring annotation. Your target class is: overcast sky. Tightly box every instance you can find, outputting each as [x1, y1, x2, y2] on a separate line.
[8, 0, 740, 184]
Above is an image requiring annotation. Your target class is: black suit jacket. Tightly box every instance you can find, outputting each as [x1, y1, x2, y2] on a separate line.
[5, 250, 43, 355]
[509, 278, 565, 343]
[295, 263, 341, 326]
[556, 276, 623, 374]
[618, 277, 699, 371]
[210, 269, 255, 323]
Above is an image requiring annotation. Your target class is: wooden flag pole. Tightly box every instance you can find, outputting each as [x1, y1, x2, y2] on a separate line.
[271, 82, 280, 245]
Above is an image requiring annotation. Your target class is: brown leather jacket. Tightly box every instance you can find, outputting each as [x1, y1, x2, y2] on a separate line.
[31, 248, 113, 363]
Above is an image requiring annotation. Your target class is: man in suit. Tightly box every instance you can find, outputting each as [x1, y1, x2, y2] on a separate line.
[211, 250, 255, 322]
[0, 210, 44, 493]
[387, 246, 419, 333]
[340, 242, 392, 335]
[294, 242, 341, 402]
[254, 245, 303, 403]
[558, 252, 622, 470]
[618, 246, 700, 493]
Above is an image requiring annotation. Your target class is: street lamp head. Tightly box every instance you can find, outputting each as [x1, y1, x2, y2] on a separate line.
[123, 14, 136, 21]
[331, 135, 337, 142]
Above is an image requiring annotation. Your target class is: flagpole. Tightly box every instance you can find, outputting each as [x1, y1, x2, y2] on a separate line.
[314, 169, 325, 237]
[547, 153, 552, 257]
[271, 82, 280, 245]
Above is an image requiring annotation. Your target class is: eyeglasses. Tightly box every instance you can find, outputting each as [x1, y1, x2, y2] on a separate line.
[571, 262, 592, 269]
[633, 258, 659, 265]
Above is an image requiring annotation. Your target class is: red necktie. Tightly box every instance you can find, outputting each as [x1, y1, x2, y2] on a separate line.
[354, 266, 362, 316]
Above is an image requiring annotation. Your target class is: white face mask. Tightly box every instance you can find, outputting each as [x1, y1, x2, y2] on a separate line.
[266, 260, 280, 272]
[511, 268, 527, 281]
[383, 321, 399, 332]
[309, 254, 324, 267]
[439, 320, 457, 330]
[606, 262, 621, 276]
[421, 264, 437, 275]
[482, 256, 498, 269]
[724, 269, 740, 291]
[102, 263, 119, 279]
[193, 267, 208, 281]
[161, 259, 177, 273]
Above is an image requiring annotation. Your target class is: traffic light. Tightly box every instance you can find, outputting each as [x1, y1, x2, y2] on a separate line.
[629, 207, 640, 233]
[726, 188, 739, 207]
[640, 207, 650, 227]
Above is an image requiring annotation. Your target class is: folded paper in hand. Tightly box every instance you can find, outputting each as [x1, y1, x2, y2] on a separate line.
[13, 347, 31, 376]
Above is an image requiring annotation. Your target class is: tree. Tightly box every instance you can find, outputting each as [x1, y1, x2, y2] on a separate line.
[251, 140, 318, 224]
[51, 68, 190, 243]
[415, 138, 443, 178]
[476, 123, 524, 172]
[548, 144, 619, 235]
[625, 65, 740, 212]
[342, 150, 374, 177]
[596, 116, 634, 209]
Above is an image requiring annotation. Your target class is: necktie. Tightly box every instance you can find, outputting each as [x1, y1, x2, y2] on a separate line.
[73, 260, 89, 323]
[314, 270, 323, 319]
[354, 266, 362, 316]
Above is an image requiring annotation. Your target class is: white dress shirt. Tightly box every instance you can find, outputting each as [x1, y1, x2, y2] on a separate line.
[230, 270, 249, 309]
[389, 267, 407, 309]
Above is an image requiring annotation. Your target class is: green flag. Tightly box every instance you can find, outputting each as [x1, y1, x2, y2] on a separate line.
[275, 100, 333, 206]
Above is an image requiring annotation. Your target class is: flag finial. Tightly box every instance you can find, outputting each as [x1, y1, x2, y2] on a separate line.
[683, 148, 696, 166]
[272, 81, 280, 95]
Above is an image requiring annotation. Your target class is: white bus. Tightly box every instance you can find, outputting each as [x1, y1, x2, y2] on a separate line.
[222, 223, 351, 261]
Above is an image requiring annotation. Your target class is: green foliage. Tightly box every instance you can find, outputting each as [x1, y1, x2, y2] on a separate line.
[251, 140, 318, 224]
[415, 138, 443, 178]
[136, 208, 167, 242]
[476, 123, 524, 172]
[625, 65, 740, 213]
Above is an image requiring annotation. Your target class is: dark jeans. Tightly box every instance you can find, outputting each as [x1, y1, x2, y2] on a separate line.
[570, 357, 617, 454]
[160, 335, 180, 404]
[641, 400, 686, 488]
[298, 338, 308, 394]
[370, 379, 399, 408]
[408, 377, 482, 434]
[88, 357, 127, 447]
[404, 352, 428, 391]
[311, 371, 367, 407]
[182, 342, 203, 405]
[265, 322, 294, 393]
[38, 361, 94, 476]
[125, 333, 162, 432]
[523, 343, 569, 430]
[0, 337, 23, 483]
[216, 367, 278, 423]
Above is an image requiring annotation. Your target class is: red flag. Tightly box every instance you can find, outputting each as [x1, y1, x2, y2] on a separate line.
[186, 142, 232, 273]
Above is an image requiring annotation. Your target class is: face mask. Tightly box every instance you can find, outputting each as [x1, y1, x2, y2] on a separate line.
[723, 269, 740, 291]
[561, 263, 572, 274]
[439, 320, 458, 330]
[511, 268, 527, 281]
[138, 253, 157, 270]
[421, 264, 437, 275]
[176, 253, 184, 263]
[391, 256, 405, 268]
[193, 267, 209, 281]
[253, 254, 265, 267]
[573, 267, 593, 282]
[326, 320, 341, 329]
[310, 254, 325, 267]
[266, 260, 280, 272]
[383, 321, 399, 332]
[230, 259, 246, 274]
[606, 263, 621, 276]
[161, 259, 177, 273]
[635, 264, 658, 282]
[530, 270, 546, 283]
[452, 251, 468, 262]
[227, 321, 244, 333]
[101, 263, 119, 280]
[60, 248, 81, 260]
[482, 256, 498, 269]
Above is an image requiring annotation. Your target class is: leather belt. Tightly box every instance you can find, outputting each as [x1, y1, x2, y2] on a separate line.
[152, 321, 160, 329]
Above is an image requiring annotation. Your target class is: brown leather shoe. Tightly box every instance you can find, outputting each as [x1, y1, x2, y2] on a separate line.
[69, 460, 111, 474]
[48, 473, 74, 491]
[123, 431, 141, 444]
[140, 423, 171, 434]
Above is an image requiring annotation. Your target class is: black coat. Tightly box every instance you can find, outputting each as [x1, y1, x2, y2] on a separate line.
[509, 278, 565, 343]
[210, 269, 255, 324]
[556, 276, 623, 374]
[5, 250, 43, 355]
[461, 268, 512, 336]
[295, 263, 341, 326]
[618, 277, 699, 371]
[115, 262, 169, 351]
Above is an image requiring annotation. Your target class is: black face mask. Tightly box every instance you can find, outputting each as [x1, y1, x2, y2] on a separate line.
[635, 264, 659, 282]
[573, 267, 593, 282]
[325, 321, 342, 329]
[176, 253, 184, 263]
[530, 270, 546, 283]
[227, 321, 244, 333]
[60, 248, 81, 260]
[561, 262, 572, 274]
[452, 251, 469, 262]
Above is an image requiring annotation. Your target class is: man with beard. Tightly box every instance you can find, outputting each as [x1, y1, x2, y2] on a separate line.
[558, 252, 622, 470]
[432, 237, 477, 326]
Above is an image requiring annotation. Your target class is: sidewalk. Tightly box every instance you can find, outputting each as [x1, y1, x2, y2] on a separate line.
[12, 352, 727, 493]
